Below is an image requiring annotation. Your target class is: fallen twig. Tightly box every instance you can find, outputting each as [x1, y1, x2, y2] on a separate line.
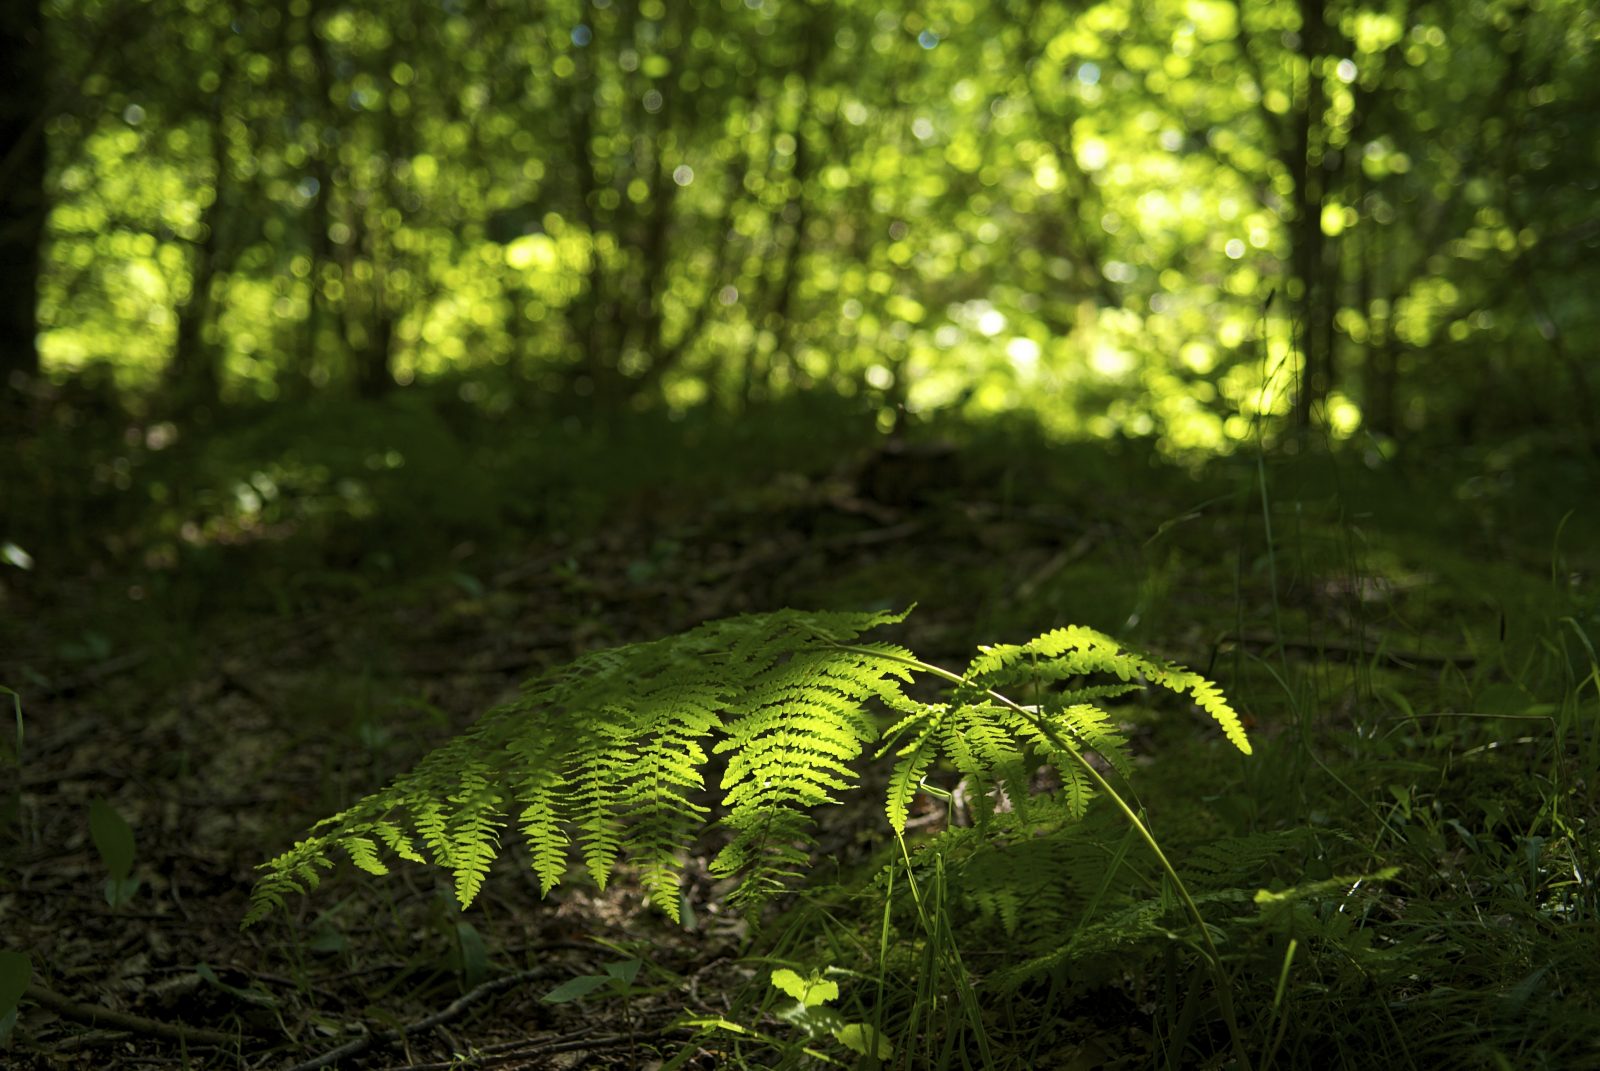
[281, 966, 555, 1071]
[25, 982, 247, 1046]
[380, 1028, 692, 1070]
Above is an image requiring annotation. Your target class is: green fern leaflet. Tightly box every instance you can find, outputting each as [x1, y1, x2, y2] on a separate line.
[245, 607, 1249, 927]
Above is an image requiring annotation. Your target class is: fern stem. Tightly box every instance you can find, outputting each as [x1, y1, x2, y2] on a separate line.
[836, 644, 1254, 1071]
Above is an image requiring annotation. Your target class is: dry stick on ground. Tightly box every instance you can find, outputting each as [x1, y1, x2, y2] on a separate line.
[379, 1031, 689, 1071]
[1014, 531, 1100, 601]
[282, 966, 558, 1071]
[24, 983, 249, 1046]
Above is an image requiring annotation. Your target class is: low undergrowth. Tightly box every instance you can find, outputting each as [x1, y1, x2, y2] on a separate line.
[3, 394, 1597, 1069]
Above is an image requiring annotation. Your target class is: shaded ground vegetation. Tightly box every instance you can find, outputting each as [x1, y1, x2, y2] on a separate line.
[3, 392, 1598, 1069]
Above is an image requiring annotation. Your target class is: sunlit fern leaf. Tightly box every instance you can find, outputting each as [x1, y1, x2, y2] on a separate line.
[509, 723, 570, 896]
[967, 626, 1252, 755]
[1054, 682, 1146, 705]
[247, 607, 911, 925]
[940, 702, 1032, 826]
[1037, 701, 1133, 779]
[885, 717, 943, 833]
[571, 716, 634, 889]
[1058, 763, 1094, 819]
[340, 834, 389, 877]
[710, 643, 911, 905]
[246, 605, 1248, 932]
[444, 762, 503, 906]
[411, 797, 452, 869]
[622, 682, 721, 918]
[372, 819, 425, 864]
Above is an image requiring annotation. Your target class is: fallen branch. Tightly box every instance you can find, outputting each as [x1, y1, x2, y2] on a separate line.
[282, 966, 555, 1071]
[378, 1029, 681, 1070]
[25, 983, 246, 1046]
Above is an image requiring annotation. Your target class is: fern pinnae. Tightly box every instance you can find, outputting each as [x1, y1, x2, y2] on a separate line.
[410, 796, 453, 871]
[571, 716, 637, 890]
[943, 700, 1042, 822]
[885, 716, 944, 832]
[708, 641, 900, 903]
[443, 761, 504, 906]
[338, 834, 389, 877]
[1036, 701, 1134, 779]
[500, 712, 575, 896]
[626, 722, 712, 917]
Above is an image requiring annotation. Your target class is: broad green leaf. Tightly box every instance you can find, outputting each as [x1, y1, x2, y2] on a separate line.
[835, 1022, 893, 1059]
[104, 875, 141, 908]
[455, 921, 489, 990]
[89, 799, 135, 879]
[770, 967, 838, 1007]
[0, 951, 31, 1012]
[541, 973, 613, 1004]
[602, 958, 642, 986]
[0, 685, 21, 767]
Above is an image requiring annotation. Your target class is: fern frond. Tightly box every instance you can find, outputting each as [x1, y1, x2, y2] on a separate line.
[443, 761, 503, 905]
[340, 834, 389, 876]
[248, 607, 911, 924]
[940, 702, 1033, 826]
[247, 604, 1249, 940]
[1035, 701, 1133, 779]
[884, 711, 945, 833]
[372, 819, 424, 864]
[968, 626, 1252, 755]
[620, 681, 722, 917]
[712, 643, 907, 905]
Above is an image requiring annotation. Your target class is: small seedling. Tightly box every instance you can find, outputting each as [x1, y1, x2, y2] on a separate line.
[771, 966, 893, 1061]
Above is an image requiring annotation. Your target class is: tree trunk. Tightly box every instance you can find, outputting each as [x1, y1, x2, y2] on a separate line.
[0, 0, 48, 397]
[1289, 0, 1329, 431]
[167, 95, 229, 409]
[355, 311, 394, 399]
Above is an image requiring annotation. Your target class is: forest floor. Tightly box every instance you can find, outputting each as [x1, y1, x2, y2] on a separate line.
[4, 393, 1599, 1070]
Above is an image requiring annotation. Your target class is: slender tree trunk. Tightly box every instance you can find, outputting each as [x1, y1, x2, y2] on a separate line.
[167, 93, 229, 409]
[0, 0, 48, 397]
[1358, 176, 1398, 439]
[745, 13, 824, 404]
[283, 0, 334, 397]
[626, 13, 682, 396]
[353, 13, 419, 401]
[561, 33, 611, 398]
[169, 212, 221, 406]
[355, 310, 393, 398]
[1289, 0, 1329, 430]
[766, 119, 811, 388]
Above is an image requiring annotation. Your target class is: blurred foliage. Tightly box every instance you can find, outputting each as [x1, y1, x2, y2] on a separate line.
[8, 0, 1599, 452]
